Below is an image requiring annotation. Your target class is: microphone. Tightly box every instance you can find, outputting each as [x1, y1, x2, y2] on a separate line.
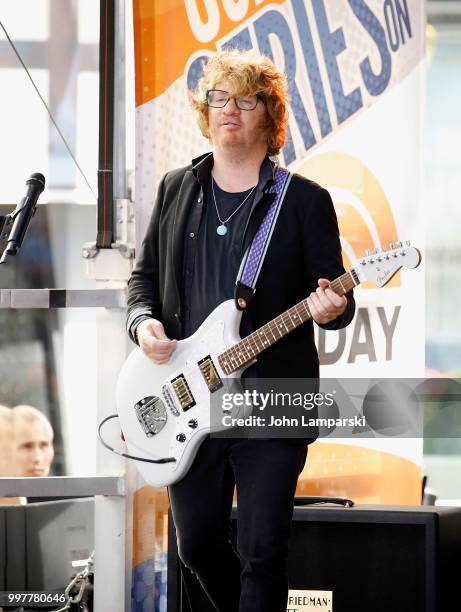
[0, 173, 45, 262]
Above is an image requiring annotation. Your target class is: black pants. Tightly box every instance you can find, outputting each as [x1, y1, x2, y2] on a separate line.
[168, 437, 308, 612]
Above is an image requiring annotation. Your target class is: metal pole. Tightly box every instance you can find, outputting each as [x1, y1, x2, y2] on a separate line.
[93, 2, 133, 611]
[113, 0, 127, 203]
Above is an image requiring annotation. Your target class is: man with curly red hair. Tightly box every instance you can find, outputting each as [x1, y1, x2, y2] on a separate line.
[127, 49, 355, 611]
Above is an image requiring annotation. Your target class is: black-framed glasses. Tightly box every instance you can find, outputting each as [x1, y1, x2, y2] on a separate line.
[206, 89, 261, 111]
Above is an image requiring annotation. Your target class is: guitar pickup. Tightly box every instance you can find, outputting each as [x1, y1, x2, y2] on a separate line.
[171, 374, 196, 411]
[198, 356, 223, 393]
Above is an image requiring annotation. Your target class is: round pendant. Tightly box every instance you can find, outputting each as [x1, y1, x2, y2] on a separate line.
[217, 224, 228, 236]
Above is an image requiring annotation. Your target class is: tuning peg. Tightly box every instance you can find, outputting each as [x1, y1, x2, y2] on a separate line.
[406, 240, 411, 246]
[365, 249, 375, 263]
[389, 242, 395, 250]
[398, 241, 403, 248]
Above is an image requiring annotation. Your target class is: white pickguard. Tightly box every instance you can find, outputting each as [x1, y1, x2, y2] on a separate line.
[116, 300, 249, 487]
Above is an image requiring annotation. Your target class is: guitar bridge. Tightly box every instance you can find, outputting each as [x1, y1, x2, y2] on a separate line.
[198, 356, 223, 392]
[134, 396, 167, 437]
[162, 385, 180, 416]
[171, 374, 196, 411]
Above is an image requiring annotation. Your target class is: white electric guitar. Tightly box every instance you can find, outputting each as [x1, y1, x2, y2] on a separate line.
[115, 242, 421, 486]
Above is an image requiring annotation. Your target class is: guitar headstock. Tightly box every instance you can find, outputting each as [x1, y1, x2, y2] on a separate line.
[354, 241, 421, 287]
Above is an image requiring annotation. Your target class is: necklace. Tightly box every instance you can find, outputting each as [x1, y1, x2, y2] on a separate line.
[211, 177, 256, 236]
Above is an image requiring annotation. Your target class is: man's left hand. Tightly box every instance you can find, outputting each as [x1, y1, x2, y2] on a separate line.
[307, 278, 347, 325]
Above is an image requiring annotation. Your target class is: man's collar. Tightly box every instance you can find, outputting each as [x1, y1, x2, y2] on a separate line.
[191, 152, 276, 192]
[191, 152, 214, 184]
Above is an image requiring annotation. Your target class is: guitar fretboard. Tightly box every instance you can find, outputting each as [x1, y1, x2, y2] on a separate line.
[218, 269, 359, 375]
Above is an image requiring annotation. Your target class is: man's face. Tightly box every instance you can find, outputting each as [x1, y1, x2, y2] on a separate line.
[207, 81, 268, 153]
[13, 419, 54, 477]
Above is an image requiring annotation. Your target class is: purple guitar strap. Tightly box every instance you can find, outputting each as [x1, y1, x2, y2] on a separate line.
[235, 165, 292, 309]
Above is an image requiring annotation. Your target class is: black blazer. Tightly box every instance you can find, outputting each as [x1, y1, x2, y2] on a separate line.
[127, 158, 355, 380]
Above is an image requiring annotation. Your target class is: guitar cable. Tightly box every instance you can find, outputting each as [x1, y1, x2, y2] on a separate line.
[97, 414, 176, 464]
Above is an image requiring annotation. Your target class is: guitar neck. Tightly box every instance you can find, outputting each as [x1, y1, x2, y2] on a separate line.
[218, 269, 359, 375]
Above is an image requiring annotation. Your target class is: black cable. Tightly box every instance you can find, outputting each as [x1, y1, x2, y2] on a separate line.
[0, 20, 97, 201]
[97, 414, 176, 464]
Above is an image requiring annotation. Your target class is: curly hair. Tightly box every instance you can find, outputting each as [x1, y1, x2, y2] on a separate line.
[190, 49, 289, 156]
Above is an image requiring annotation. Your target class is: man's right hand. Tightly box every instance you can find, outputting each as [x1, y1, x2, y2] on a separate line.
[135, 319, 177, 364]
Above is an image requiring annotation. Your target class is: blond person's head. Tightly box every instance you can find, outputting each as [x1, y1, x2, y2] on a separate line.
[191, 49, 289, 156]
[11, 405, 54, 477]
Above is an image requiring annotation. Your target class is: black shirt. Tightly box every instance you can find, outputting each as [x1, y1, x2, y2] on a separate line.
[183, 178, 256, 337]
